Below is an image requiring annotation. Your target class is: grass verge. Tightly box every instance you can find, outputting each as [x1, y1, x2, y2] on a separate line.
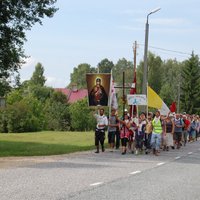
[0, 131, 96, 157]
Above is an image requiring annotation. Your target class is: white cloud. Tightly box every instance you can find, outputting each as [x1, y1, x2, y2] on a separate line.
[45, 76, 67, 88]
[21, 56, 37, 69]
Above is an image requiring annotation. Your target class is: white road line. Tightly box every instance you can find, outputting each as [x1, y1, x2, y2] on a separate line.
[175, 156, 181, 160]
[188, 152, 193, 155]
[90, 182, 103, 186]
[157, 162, 165, 166]
[129, 170, 141, 175]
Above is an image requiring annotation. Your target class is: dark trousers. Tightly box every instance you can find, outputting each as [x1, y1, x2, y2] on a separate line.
[95, 129, 105, 147]
[115, 130, 120, 149]
[136, 133, 144, 149]
[144, 133, 152, 149]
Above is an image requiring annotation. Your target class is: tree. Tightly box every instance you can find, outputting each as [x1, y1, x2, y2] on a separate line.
[147, 52, 163, 94]
[69, 63, 95, 89]
[180, 53, 200, 114]
[30, 63, 46, 86]
[0, 0, 58, 96]
[44, 93, 70, 131]
[113, 58, 133, 86]
[97, 58, 114, 73]
[69, 98, 95, 131]
[159, 59, 183, 106]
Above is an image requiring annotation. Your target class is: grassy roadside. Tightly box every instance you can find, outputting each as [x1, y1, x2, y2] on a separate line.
[0, 131, 97, 157]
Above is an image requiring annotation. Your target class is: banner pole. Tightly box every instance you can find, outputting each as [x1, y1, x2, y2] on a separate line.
[146, 82, 148, 115]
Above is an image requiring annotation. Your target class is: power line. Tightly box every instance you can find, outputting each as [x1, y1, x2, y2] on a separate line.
[138, 43, 200, 57]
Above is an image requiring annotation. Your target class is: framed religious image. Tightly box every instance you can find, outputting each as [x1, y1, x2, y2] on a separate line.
[86, 73, 111, 107]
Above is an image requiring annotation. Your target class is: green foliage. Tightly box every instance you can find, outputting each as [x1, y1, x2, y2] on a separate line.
[69, 98, 96, 131]
[98, 58, 114, 73]
[180, 53, 200, 114]
[30, 85, 53, 103]
[44, 95, 70, 131]
[0, 0, 58, 96]
[160, 59, 183, 104]
[0, 108, 8, 133]
[0, 77, 11, 96]
[69, 63, 95, 89]
[5, 101, 42, 133]
[148, 52, 163, 93]
[113, 58, 133, 84]
[30, 63, 46, 86]
[6, 88, 23, 105]
[51, 90, 68, 104]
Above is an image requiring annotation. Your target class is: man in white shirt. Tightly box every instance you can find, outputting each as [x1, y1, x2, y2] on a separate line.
[94, 108, 108, 153]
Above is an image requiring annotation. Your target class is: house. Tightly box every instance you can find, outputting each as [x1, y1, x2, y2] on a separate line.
[54, 85, 88, 103]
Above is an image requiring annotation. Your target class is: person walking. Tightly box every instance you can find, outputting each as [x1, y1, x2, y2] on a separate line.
[182, 115, 190, 146]
[93, 108, 108, 153]
[163, 115, 175, 151]
[151, 111, 163, 156]
[108, 108, 119, 152]
[135, 112, 146, 155]
[174, 114, 184, 149]
[118, 113, 131, 155]
[144, 113, 153, 154]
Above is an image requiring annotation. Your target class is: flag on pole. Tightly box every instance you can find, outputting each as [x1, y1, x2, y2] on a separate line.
[110, 78, 118, 110]
[170, 101, 176, 113]
[148, 86, 170, 115]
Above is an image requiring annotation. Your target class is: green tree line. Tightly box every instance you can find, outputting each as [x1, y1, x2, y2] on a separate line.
[69, 52, 200, 115]
[1, 52, 200, 133]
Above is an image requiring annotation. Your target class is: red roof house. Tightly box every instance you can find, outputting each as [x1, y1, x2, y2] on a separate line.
[54, 86, 88, 103]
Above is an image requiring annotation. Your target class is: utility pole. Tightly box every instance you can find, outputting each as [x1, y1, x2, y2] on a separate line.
[130, 41, 137, 117]
[133, 41, 137, 82]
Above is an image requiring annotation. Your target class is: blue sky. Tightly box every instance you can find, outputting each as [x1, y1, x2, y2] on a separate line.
[20, 0, 200, 88]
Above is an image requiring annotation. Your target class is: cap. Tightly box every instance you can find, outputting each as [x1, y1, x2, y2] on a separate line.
[124, 109, 128, 112]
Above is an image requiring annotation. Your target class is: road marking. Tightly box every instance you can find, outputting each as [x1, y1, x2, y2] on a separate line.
[129, 170, 141, 175]
[175, 156, 181, 160]
[157, 162, 165, 166]
[188, 152, 193, 155]
[90, 182, 103, 186]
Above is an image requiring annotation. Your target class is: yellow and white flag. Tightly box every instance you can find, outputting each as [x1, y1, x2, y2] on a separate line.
[148, 86, 170, 115]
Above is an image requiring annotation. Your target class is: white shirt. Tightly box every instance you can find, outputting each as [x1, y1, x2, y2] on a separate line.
[94, 114, 108, 129]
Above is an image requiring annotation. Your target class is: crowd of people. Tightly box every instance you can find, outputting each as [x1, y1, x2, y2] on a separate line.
[93, 108, 200, 156]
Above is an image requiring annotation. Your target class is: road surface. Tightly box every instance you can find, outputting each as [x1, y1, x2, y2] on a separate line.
[0, 140, 200, 200]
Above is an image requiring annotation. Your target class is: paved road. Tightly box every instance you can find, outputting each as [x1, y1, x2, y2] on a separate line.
[0, 140, 200, 200]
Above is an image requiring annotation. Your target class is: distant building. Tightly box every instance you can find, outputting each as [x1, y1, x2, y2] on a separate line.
[54, 84, 88, 103]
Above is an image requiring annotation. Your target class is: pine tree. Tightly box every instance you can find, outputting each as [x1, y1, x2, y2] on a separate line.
[181, 52, 200, 114]
[30, 63, 46, 86]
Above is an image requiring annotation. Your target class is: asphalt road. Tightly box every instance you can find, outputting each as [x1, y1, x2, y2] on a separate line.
[0, 140, 200, 200]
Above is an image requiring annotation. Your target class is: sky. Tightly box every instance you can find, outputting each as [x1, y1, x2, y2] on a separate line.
[20, 0, 200, 88]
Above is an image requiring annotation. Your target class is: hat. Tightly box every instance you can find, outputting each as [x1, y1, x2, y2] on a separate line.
[124, 108, 128, 112]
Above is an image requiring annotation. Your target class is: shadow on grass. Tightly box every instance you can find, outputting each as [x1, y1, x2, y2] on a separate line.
[0, 140, 94, 157]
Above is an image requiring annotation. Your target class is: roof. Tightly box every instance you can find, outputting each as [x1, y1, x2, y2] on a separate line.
[54, 88, 88, 103]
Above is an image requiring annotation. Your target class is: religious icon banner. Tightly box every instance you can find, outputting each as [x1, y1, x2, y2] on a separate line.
[86, 73, 111, 107]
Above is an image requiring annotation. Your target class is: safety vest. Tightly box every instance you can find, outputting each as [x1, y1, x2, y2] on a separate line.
[152, 118, 162, 134]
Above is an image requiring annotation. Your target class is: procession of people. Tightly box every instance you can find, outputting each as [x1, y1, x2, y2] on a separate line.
[93, 107, 200, 156]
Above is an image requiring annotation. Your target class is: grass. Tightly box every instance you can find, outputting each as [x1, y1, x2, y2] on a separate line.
[0, 131, 97, 157]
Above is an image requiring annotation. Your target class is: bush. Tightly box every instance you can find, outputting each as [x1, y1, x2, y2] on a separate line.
[69, 98, 96, 131]
[43, 100, 71, 131]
